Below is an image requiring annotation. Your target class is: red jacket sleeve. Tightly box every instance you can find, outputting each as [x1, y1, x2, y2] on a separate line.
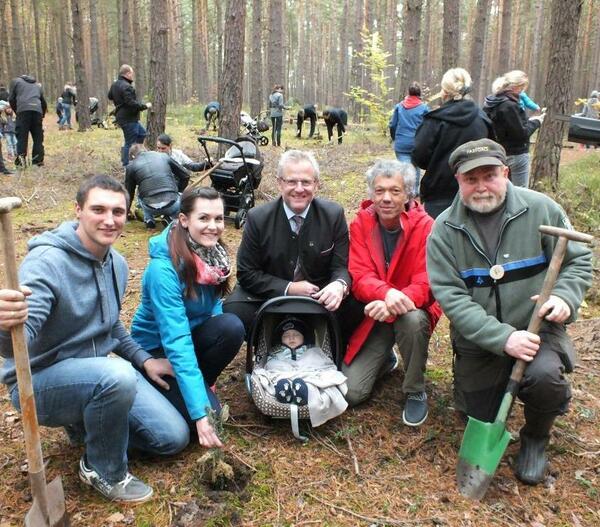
[349, 215, 391, 303]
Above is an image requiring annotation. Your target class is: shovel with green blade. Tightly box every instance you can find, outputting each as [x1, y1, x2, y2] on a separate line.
[456, 225, 594, 500]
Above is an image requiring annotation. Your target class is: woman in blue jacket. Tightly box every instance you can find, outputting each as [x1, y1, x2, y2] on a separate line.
[389, 82, 428, 194]
[131, 186, 245, 448]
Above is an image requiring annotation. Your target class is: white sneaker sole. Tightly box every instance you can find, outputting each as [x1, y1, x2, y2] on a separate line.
[402, 410, 428, 427]
[79, 472, 154, 503]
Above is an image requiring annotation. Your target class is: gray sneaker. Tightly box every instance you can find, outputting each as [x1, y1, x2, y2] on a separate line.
[79, 457, 153, 503]
[402, 392, 428, 427]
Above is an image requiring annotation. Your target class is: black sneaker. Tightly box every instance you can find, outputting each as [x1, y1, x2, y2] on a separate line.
[145, 219, 156, 229]
[402, 392, 428, 427]
[79, 457, 153, 503]
[1, 168, 14, 175]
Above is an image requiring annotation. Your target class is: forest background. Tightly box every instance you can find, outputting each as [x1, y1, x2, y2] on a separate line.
[2, 0, 600, 120]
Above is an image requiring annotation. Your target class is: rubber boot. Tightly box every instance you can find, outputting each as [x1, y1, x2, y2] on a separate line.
[515, 407, 556, 485]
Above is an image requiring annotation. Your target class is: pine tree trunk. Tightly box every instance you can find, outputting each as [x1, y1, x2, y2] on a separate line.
[89, 0, 107, 113]
[249, 0, 263, 116]
[529, 0, 546, 99]
[531, 0, 583, 190]
[70, 0, 91, 130]
[349, 0, 365, 120]
[218, 0, 246, 149]
[468, 0, 490, 103]
[337, 0, 350, 105]
[118, 0, 133, 66]
[400, 0, 423, 99]
[442, 0, 459, 73]
[59, 7, 72, 83]
[9, 0, 26, 76]
[146, 0, 169, 149]
[421, 0, 432, 87]
[32, 0, 43, 79]
[267, 0, 284, 90]
[131, 0, 146, 99]
[497, 0, 512, 72]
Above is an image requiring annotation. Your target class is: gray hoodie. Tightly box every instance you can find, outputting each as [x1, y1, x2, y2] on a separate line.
[0, 222, 151, 386]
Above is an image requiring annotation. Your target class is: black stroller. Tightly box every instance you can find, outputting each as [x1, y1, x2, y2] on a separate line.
[240, 111, 270, 146]
[197, 135, 263, 228]
[245, 296, 344, 441]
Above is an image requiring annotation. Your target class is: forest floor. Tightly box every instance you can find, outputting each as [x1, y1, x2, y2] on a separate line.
[0, 112, 599, 527]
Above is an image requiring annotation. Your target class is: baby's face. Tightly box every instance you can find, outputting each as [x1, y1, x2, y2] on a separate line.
[281, 329, 304, 349]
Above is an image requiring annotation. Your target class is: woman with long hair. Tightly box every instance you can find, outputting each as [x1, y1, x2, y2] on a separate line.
[413, 68, 494, 218]
[131, 186, 245, 448]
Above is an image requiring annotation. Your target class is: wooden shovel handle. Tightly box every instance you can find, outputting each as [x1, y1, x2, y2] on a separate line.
[0, 201, 48, 504]
[510, 226, 593, 385]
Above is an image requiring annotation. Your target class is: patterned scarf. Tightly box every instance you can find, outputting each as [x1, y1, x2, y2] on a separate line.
[187, 233, 231, 285]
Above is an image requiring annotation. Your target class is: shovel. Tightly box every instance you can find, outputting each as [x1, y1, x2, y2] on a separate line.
[0, 197, 70, 526]
[456, 225, 594, 500]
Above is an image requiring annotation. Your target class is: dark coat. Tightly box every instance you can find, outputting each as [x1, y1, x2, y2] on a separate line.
[483, 92, 540, 156]
[8, 75, 47, 115]
[229, 197, 351, 302]
[125, 151, 189, 211]
[412, 99, 494, 202]
[324, 108, 347, 127]
[107, 75, 148, 125]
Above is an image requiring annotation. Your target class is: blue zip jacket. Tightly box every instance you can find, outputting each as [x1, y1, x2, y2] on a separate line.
[389, 100, 429, 155]
[131, 226, 222, 421]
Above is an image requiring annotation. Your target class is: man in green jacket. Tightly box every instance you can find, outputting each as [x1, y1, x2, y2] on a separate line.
[426, 138, 592, 486]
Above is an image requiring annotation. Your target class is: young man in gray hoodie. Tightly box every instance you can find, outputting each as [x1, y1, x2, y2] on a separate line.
[0, 175, 190, 503]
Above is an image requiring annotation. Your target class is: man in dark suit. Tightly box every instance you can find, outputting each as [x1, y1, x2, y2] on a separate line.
[323, 108, 348, 144]
[296, 104, 318, 138]
[224, 149, 362, 344]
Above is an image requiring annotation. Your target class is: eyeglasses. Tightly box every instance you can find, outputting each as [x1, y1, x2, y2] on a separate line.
[279, 178, 316, 188]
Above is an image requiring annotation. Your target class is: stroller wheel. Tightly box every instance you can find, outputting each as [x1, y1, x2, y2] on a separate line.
[259, 136, 269, 146]
[235, 208, 248, 229]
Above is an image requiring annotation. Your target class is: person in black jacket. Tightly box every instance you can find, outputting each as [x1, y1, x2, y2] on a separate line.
[8, 74, 48, 167]
[483, 71, 545, 188]
[412, 68, 494, 219]
[296, 104, 318, 138]
[59, 82, 77, 130]
[323, 108, 347, 144]
[125, 144, 189, 229]
[204, 101, 220, 131]
[108, 64, 151, 166]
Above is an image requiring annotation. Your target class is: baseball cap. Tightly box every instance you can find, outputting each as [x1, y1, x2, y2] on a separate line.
[449, 138, 507, 174]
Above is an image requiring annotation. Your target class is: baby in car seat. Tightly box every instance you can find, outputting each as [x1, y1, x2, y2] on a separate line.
[267, 317, 311, 405]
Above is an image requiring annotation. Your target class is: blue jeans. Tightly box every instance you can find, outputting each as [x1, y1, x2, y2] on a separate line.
[59, 104, 72, 128]
[10, 357, 189, 484]
[507, 153, 530, 188]
[138, 195, 181, 222]
[121, 121, 147, 166]
[4, 132, 17, 156]
[395, 152, 421, 196]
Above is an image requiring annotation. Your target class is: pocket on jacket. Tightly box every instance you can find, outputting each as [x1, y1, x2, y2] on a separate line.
[320, 243, 334, 256]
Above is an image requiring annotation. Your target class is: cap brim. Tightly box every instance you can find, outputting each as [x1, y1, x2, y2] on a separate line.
[457, 156, 504, 174]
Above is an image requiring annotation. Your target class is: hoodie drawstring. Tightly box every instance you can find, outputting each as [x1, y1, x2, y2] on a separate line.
[92, 268, 105, 324]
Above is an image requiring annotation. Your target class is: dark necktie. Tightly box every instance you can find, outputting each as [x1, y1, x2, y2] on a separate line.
[291, 214, 304, 234]
[291, 215, 304, 280]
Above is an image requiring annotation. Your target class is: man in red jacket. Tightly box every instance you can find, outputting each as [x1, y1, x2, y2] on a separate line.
[344, 160, 441, 426]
